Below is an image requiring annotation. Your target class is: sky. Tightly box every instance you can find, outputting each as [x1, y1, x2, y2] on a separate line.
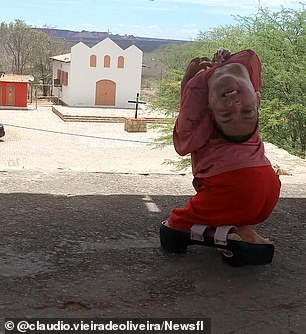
[0, 0, 304, 40]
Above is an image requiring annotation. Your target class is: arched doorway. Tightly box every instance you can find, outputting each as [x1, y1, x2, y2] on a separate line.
[95, 80, 116, 106]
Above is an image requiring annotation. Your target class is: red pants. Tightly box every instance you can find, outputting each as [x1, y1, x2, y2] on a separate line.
[168, 166, 281, 231]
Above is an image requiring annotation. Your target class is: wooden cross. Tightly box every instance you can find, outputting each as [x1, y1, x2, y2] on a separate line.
[128, 93, 146, 118]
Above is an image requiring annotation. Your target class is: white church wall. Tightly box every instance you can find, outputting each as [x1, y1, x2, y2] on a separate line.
[57, 38, 143, 108]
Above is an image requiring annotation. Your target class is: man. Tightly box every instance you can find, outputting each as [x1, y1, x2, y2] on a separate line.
[160, 49, 281, 266]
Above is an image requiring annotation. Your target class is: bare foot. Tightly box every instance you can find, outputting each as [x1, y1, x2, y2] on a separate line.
[205, 226, 271, 244]
[230, 226, 271, 244]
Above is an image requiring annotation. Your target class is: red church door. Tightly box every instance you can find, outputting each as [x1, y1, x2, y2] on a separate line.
[0, 86, 2, 105]
[6, 85, 15, 106]
[95, 80, 116, 106]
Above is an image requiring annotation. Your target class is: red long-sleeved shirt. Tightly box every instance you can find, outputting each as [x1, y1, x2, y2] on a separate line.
[173, 49, 271, 178]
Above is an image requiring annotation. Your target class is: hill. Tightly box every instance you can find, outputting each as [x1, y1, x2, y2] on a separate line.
[35, 28, 188, 53]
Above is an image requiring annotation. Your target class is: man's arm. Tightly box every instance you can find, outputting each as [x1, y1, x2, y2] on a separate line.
[180, 57, 211, 96]
[174, 81, 213, 156]
[174, 49, 231, 156]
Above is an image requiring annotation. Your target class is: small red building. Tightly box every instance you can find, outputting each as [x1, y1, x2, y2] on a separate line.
[0, 74, 31, 108]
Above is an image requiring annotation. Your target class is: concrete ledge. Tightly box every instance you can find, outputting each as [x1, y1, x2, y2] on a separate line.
[52, 106, 173, 124]
[124, 118, 147, 132]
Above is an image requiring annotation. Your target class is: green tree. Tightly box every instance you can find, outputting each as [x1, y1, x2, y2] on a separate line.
[0, 20, 69, 96]
[238, 6, 306, 157]
[149, 6, 306, 158]
[0, 19, 37, 74]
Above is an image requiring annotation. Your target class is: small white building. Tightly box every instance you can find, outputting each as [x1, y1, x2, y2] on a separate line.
[51, 38, 143, 108]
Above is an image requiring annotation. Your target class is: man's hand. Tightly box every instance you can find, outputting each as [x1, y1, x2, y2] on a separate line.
[212, 48, 231, 64]
[181, 49, 231, 95]
[181, 57, 212, 95]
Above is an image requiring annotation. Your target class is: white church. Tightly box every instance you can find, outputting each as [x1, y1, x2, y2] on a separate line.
[51, 38, 143, 108]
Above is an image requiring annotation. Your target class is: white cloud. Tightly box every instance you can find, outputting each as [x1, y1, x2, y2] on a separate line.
[161, 0, 300, 5]
[142, 0, 304, 23]
[107, 22, 193, 40]
[159, 0, 302, 11]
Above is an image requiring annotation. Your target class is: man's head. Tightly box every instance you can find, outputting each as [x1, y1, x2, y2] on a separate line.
[207, 62, 260, 143]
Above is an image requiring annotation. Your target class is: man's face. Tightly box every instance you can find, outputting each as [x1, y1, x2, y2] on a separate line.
[207, 63, 260, 142]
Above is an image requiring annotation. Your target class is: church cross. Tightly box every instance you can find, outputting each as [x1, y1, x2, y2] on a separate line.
[128, 93, 146, 118]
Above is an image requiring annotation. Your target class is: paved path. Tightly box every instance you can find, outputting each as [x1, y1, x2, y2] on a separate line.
[0, 106, 305, 183]
[0, 107, 180, 174]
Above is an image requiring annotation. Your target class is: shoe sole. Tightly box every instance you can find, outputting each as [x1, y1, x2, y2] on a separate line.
[160, 223, 274, 266]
